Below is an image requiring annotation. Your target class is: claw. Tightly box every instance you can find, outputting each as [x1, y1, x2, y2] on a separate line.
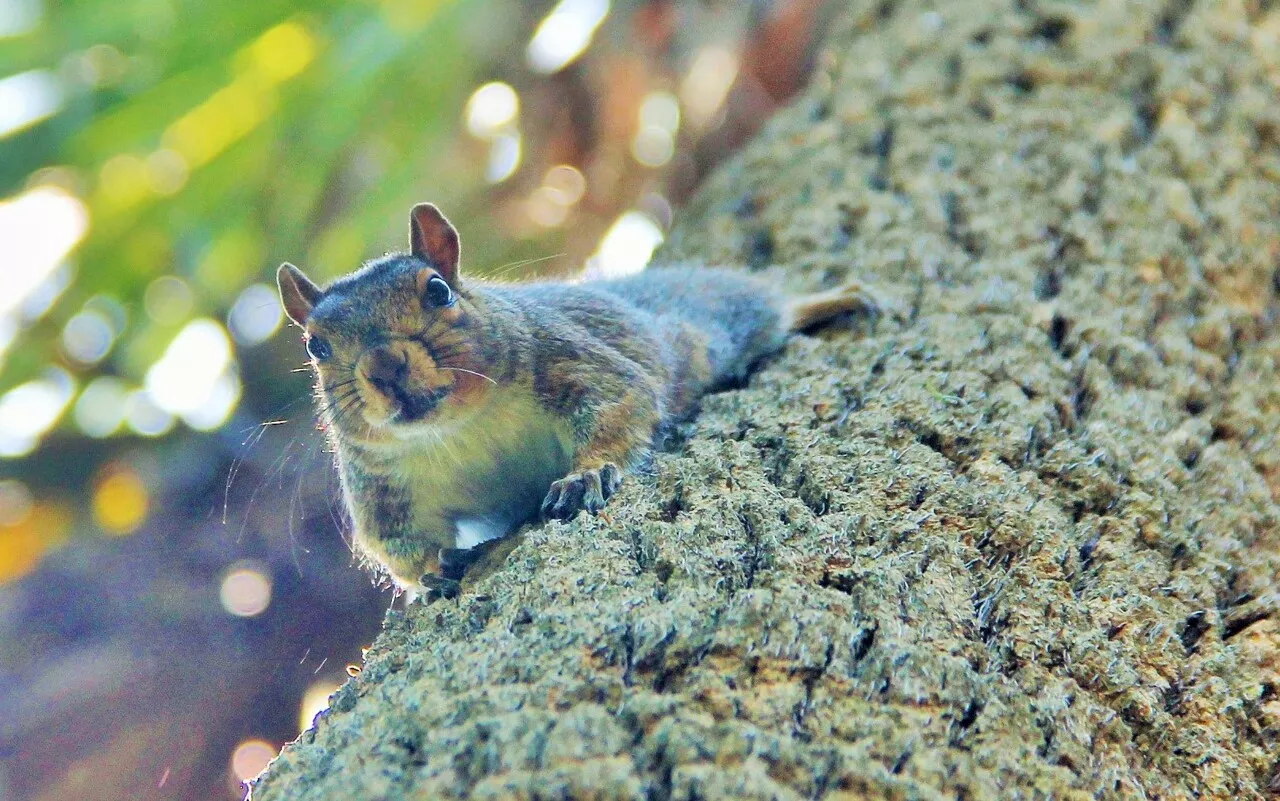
[582, 470, 605, 512]
[600, 463, 621, 495]
[418, 573, 460, 601]
[541, 463, 623, 520]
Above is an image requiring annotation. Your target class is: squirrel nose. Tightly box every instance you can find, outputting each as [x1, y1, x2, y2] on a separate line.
[361, 346, 408, 393]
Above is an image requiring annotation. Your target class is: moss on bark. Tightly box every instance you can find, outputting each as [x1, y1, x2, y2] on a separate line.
[252, 1, 1280, 798]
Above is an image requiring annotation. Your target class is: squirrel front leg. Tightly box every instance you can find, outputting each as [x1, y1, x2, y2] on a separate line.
[538, 360, 662, 520]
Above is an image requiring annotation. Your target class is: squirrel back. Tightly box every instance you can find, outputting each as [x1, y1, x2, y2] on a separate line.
[501, 264, 872, 420]
[277, 203, 879, 593]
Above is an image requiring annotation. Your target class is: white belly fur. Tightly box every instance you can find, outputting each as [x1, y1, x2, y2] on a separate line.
[454, 518, 510, 549]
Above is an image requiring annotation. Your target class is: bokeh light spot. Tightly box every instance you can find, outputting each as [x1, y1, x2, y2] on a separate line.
[18, 262, 71, 322]
[0, 480, 33, 527]
[542, 164, 586, 205]
[298, 678, 342, 732]
[527, 0, 609, 74]
[84, 293, 128, 333]
[125, 389, 175, 437]
[144, 318, 242, 430]
[145, 149, 189, 196]
[230, 739, 276, 783]
[228, 283, 283, 346]
[74, 377, 129, 438]
[182, 372, 242, 431]
[0, 367, 75, 457]
[0, 69, 63, 138]
[143, 275, 193, 323]
[0, 0, 42, 38]
[92, 463, 148, 536]
[632, 126, 674, 167]
[584, 211, 664, 278]
[527, 186, 570, 228]
[61, 309, 114, 364]
[465, 82, 518, 139]
[527, 165, 586, 226]
[97, 153, 151, 210]
[639, 91, 680, 133]
[633, 91, 680, 167]
[0, 501, 70, 584]
[220, 562, 272, 617]
[0, 185, 88, 316]
[75, 44, 129, 88]
[248, 21, 317, 82]
[485, 133, 521, 183]
[680, 46, 739, 128]
[639, 191, 673, 230]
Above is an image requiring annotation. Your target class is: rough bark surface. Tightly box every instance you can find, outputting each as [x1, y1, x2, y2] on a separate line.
[251, 2, 1280, 798]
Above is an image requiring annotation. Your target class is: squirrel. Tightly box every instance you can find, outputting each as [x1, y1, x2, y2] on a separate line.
[277, 203, 879, 598]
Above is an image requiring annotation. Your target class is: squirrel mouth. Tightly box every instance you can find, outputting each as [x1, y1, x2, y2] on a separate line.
[388, 385, 446, 423]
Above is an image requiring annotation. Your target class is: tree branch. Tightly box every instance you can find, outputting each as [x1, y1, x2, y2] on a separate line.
[252, 2, 1280, 797]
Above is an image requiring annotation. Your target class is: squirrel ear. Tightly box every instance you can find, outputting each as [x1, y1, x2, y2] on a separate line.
[409, 203, 460, 286]
[277, 262, 322, 326]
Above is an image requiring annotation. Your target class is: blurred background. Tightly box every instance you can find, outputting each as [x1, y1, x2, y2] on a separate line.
[0, 0, 835, 798]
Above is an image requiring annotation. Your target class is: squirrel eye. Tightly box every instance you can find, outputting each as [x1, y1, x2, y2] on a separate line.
[424, 275, 454, 307]
[306, 335, 332, 362]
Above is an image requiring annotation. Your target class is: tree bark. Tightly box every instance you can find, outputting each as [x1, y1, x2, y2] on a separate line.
[251, 2, 1280, 798]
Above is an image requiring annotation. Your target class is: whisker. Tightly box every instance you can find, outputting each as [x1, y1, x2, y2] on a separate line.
[323, 388, 361, 408]
[259, 396, 312, 422]
[222, 403, 312, 526]
[320, 386, 360, 401]
[319, 401, 345, 425]
[433, 366, 498, 386]
[326, 470, 351, 551]
[418, 322, 452, 343]
[321, 378, 359, 394]
[486, 252, 565, 280]
[326, 394, 365, 431]
[334, 395, 363, 420]
[323, 385, 361, 404]
[323, 408, 354, 431]
[321, 404, 358, 428]
[236, 436, 302, 542]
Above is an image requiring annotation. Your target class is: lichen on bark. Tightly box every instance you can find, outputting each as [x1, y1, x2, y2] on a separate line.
[251, 1, 1280, 798]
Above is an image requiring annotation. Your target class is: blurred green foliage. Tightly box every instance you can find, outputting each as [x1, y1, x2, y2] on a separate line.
[0, 0, 552, 441]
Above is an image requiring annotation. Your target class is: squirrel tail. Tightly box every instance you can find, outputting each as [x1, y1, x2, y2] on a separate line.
[783, 279, 883, 331]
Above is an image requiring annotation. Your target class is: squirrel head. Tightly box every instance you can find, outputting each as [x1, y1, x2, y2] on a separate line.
[277, 203, 494, 444]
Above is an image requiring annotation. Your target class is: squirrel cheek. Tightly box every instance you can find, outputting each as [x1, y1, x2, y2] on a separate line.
[353, 382, 398, 426]
[444, 376, 488, 410]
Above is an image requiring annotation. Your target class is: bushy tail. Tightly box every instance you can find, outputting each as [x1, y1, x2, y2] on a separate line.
[784, 279, 883, 331]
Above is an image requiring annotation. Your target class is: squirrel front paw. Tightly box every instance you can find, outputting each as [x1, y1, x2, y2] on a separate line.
[418, 572, 461, 601]
[541, 463, 622, 520]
